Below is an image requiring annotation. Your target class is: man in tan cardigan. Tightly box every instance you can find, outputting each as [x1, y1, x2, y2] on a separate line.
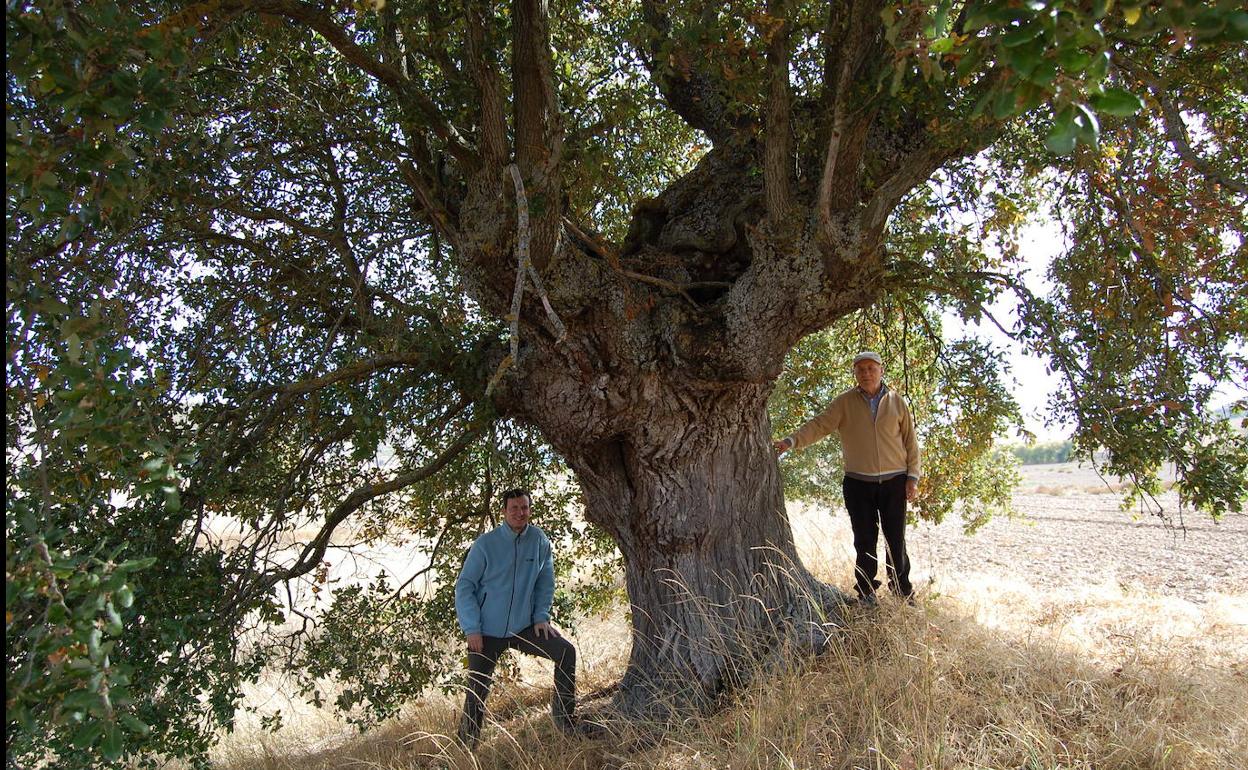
[773, 351, 921, 604]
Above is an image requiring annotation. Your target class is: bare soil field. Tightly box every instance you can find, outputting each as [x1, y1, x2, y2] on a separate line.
[915, 463, 1248, 603]
[791, 462, 1248, 604]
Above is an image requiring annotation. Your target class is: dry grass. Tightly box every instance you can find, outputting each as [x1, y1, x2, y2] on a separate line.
[201, 470, 1245, 768]
[209, 574, 1248, 770]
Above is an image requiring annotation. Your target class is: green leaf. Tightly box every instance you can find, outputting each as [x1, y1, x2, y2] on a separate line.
[1192, 10, 1226, 38]
[137, 106, 167, 132]
[88, 627, 103, 659]
[955, 45, 987, 80]
[64, 690, 101, 712]
[1073, 102, 1100, 144]
[1090, 87, 1144, 116]
[1002, 24, 1042, 48]
[115, 584, 134, 609]
[66, 333, 82, 363]
[70, 720, 104, 749]
[119, 712, 152, 736]
[1057, 47, 1094, 73]
[887, 62, 905, 96]
[1075, 22, 1107, 48]
[1028, 58, 1059, 87]
[1229, 11, 1248, 39]
[105, 602, 124, 636]
[1007, 39, 1045, 76]
[116, 557, 158, 572]
[992, 89, 1017, 119]
[1015, 82, 1048, 113]
[1086, 50, 1110, 82]
[101, 722, 124, 760]
[100, 97, 132, 117]
[1045, 111, 1077, 154]
[965, 6, 1028, 32]
[110, 71, 140, 98]
[928, 0, 953, 37]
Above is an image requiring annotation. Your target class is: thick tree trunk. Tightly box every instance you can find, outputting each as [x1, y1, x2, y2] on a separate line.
[565, 382, 848, 719]
[476, 128, 916, 723]
[480, 171, 878, 718]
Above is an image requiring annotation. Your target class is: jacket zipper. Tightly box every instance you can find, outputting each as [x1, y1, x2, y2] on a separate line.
[869, 389, 882, 481]
[504, 531, 519, 635]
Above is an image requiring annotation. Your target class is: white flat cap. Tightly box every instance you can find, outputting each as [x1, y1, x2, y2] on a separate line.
[853, 351, 883, 365]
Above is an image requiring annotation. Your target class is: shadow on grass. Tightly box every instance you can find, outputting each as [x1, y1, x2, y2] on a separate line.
[212, 589, 1247, 770]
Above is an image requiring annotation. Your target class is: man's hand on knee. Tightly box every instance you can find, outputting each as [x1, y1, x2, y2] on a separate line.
[533, 621, 559, 639]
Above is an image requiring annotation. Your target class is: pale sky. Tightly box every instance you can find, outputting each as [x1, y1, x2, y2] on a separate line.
[942, 218, 1071, 443]
[945, 216, 1246, 444]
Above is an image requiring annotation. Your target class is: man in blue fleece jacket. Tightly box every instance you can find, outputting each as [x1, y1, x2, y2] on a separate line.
[454, 488, 578, 747]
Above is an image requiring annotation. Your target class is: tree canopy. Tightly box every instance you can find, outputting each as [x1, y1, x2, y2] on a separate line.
[6, 0, 1246, 765]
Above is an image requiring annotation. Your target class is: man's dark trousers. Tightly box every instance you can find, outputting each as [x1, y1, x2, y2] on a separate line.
[842, 474, 913, 599]
[457, 625, 576, 746]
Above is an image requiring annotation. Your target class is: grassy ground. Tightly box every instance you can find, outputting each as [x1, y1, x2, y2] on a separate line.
[207, 465, 1246, 769]
[210, 568, 1247, 769]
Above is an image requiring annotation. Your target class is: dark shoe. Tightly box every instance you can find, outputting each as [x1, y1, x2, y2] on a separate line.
[553, 713, 607, 739]
[456, 717, 481, 751]
[856, 593, 879, 609]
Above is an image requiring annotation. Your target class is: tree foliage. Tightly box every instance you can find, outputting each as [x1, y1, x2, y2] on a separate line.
[1007, 440, 1074, 465]
[7, 0, 1246, 765]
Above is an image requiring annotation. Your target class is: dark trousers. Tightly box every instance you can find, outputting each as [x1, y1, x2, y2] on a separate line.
[842, 475, 913, 599]
[457, 625, 576, 745]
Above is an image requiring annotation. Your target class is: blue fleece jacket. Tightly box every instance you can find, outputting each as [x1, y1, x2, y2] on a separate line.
[454, 523, 555, 637]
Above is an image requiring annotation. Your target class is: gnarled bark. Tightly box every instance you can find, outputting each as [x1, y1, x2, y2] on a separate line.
[485, 191, 876, 716]
[570, 387, 847, 718]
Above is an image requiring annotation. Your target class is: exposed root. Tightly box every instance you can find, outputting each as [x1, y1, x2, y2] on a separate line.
[574, 575, 854, 744]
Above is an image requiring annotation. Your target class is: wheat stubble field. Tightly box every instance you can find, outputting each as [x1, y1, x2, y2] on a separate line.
[211, 463, 1248, 770]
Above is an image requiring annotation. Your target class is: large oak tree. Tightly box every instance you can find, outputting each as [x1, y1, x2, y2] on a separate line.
[7, 0, 1246, 765]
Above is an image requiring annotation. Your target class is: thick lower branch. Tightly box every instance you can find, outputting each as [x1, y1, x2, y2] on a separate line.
[225, 424, 487, 617]
[763, 0, 795, 221]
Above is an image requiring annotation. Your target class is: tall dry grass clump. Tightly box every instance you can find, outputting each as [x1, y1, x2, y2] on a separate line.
[211, 580, 1247, 770]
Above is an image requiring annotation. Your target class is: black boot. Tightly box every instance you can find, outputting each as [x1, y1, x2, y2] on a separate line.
[457, 709, 481, 750]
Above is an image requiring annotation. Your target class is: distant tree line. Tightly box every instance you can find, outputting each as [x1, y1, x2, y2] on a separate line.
[1007, 441, 1075, 465]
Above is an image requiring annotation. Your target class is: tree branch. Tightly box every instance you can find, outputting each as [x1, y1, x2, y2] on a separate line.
[245, 0, 478, 168]
[762, 0, 794, 222]
[639, 0, 738, 144]
[197, 353, 425, 499]
[399, 158, 463, 249]
[562, 217, 722, 307]
[816, 0, 885, 222]
[513, 0, 561, 174]
[1153, 89, 1248, 196]
[817, 55, 854, 228]
[466, 0, 508, 168]
[214, 197, 337, 243]
[511, 0, 564, 269]
[248, 354, 425, 399]
[510, 166, 568, 341]
[318, 146, 372, 323]
[859, 145, 949, 240]
[271, 424, 487, 588]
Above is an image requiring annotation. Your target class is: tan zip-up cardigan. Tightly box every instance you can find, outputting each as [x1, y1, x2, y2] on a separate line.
[785, 385, 921, 481]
